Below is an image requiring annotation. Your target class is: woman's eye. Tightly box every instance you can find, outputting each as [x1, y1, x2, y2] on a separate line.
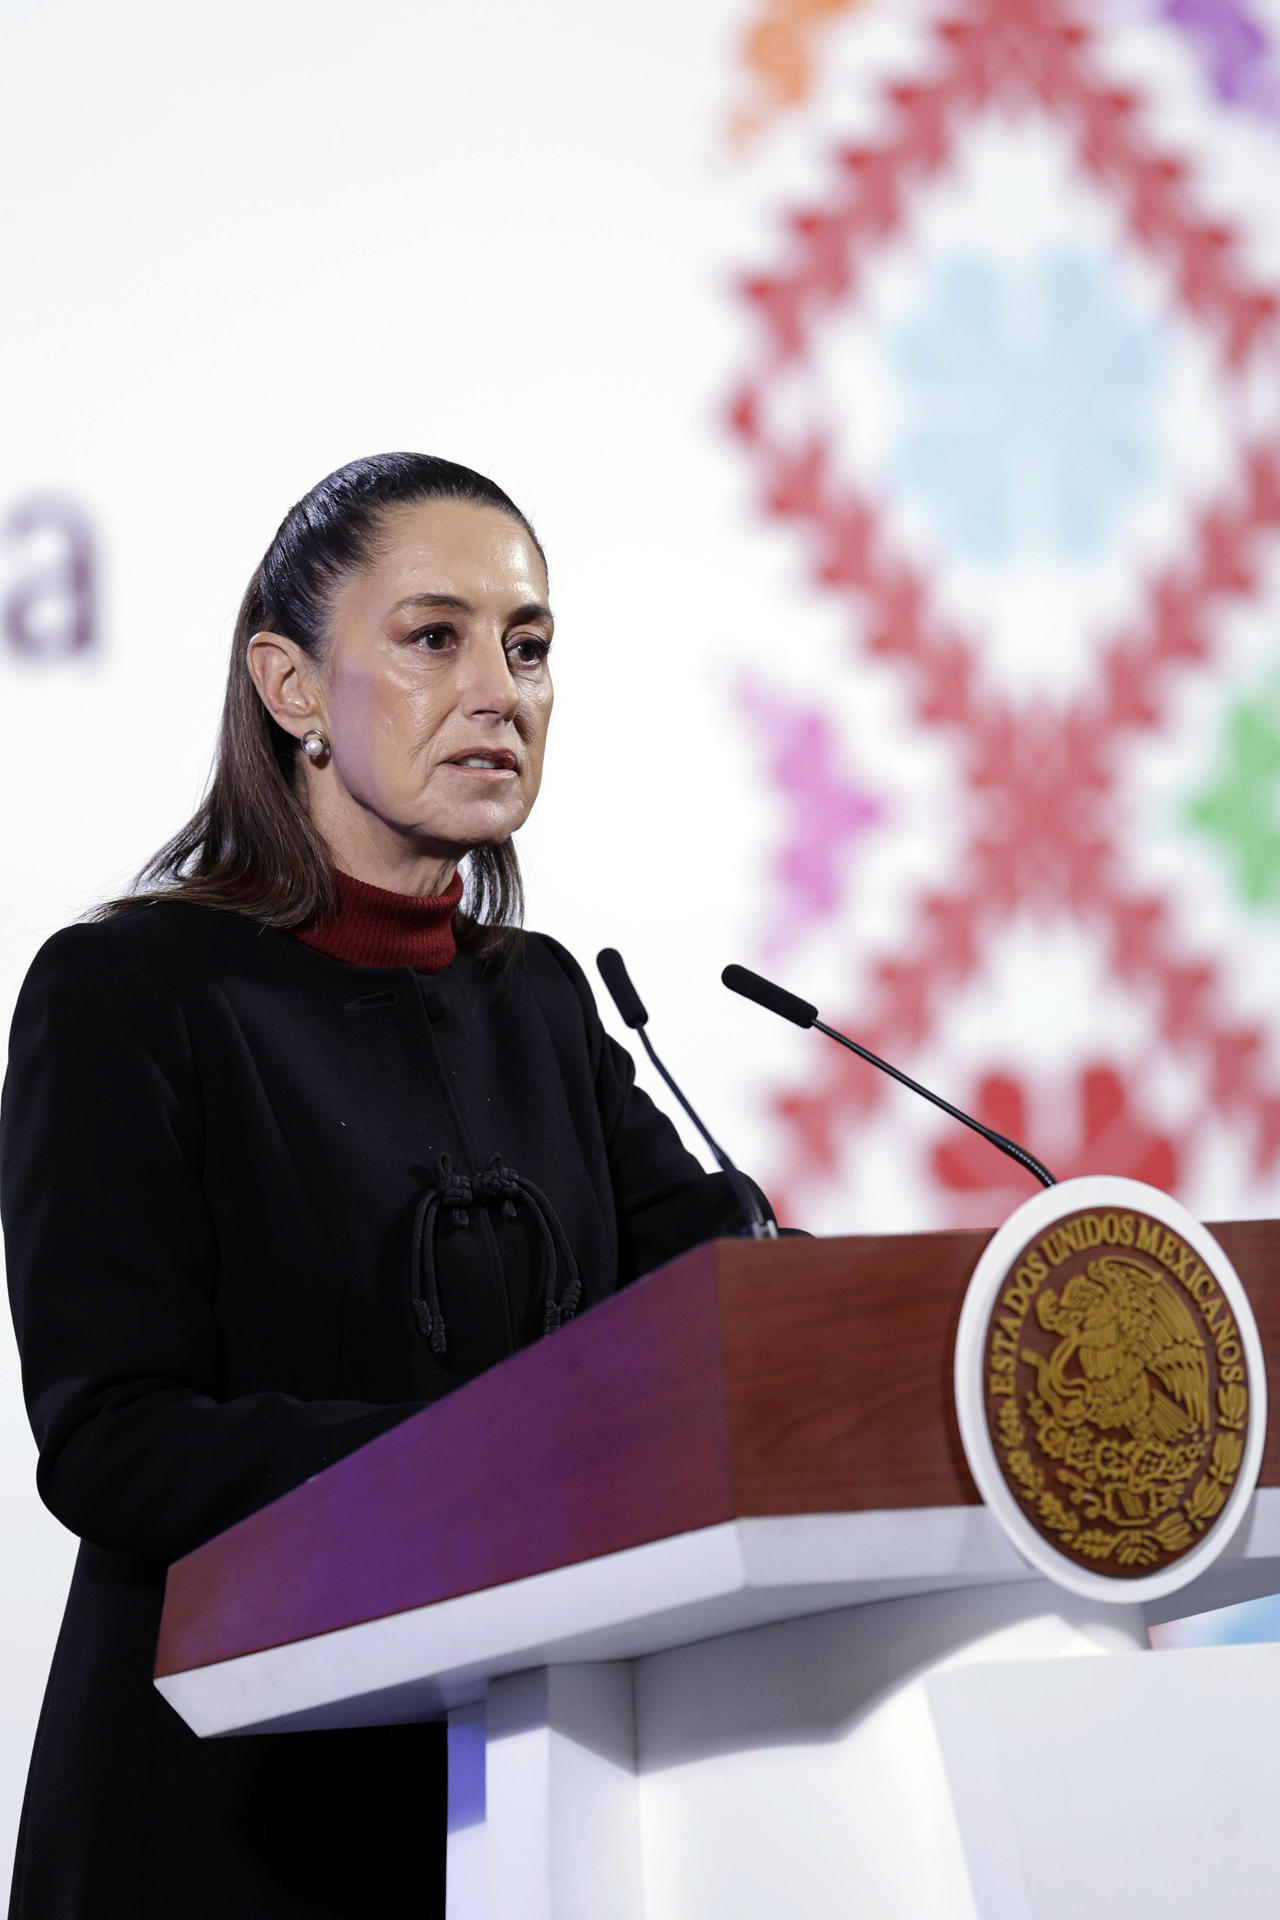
[412, 624, 457, 650]
[508, 637, 551, 667]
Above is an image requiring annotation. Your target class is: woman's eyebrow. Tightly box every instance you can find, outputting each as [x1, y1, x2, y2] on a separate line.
[390, 592, 472, 615]
[388, 593, 553, 625]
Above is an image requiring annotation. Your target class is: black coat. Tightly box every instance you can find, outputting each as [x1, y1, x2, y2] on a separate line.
[2, 903, 756, 1918]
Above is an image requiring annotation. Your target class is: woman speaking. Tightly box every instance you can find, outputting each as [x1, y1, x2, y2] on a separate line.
[2, 454, 773, 1917]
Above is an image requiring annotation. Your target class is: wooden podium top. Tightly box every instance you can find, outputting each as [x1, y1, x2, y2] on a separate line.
[155, 1220, 1280, 1695]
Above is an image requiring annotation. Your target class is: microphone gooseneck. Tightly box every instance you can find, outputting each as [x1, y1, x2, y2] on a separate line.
[596, 949, 778, 1240]
[721, 962, 1056, 1192]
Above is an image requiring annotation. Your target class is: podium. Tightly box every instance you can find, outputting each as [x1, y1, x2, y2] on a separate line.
[156, 1228, 1280, 1919]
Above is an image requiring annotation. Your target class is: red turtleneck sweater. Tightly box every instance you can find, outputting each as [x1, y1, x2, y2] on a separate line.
[293, 868, 464, 972]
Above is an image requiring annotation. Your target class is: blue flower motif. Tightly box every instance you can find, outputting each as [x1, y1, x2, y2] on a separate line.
[893, 252, 1162, 562]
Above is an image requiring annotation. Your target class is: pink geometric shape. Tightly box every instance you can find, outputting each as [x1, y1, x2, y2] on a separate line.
[738, 675, 885, 961]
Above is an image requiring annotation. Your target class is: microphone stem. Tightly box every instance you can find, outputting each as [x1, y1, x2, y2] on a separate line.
[637, 1028, 778, 1238]
[813, 1022, 1057, 1191]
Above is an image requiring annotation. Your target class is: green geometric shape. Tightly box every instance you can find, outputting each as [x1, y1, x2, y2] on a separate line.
[1186, 673, 1280, 908]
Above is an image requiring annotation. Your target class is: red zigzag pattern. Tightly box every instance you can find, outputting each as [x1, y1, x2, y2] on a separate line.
[730, 0, 1280, 1211]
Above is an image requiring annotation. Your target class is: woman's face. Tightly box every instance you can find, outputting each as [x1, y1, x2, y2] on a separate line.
[275, 498, 554, 884]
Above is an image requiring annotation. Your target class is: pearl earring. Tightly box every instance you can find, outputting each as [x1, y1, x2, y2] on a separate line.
[301, 730, 328, 761]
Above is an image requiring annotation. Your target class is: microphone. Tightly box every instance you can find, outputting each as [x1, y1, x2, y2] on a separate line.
[721, 962, 1056, 1191]
[597, 949, 778, 1240]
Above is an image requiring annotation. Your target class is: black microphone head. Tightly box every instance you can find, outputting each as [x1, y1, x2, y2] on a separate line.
[596, 949, 649, 1030]
[721, 964, 818, 1030]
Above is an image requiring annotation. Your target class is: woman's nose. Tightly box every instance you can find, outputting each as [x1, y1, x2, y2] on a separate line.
[457, 631, 518, 717]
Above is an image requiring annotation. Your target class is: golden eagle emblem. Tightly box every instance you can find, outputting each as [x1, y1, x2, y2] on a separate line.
[982, 1214, 1250, 1576]
[1028, 1255, 1209, 1447]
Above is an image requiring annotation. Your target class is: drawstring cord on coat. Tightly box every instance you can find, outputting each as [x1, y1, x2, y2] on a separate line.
[410, 1153, 582, 1357]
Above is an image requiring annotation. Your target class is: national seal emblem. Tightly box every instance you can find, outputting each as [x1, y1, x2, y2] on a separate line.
[955, 1177, 1266, 1600]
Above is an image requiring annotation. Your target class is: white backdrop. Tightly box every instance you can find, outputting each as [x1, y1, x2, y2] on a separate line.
[8, 0, 1280, 1894]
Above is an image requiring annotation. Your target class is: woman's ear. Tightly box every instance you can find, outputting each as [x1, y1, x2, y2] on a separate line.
[245, 631, 322, 739]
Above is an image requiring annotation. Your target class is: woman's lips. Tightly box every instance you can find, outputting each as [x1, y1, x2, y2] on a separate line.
[444, 751, 518, 778]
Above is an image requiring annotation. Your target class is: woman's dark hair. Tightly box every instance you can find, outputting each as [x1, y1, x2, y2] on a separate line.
[108, 452, 545, 952]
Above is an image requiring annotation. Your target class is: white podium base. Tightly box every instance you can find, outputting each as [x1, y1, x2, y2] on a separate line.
[157, 1496, 1280, 1913]
[929, 1637, 1280, 1920]
[446, 1579, 1145, 1920]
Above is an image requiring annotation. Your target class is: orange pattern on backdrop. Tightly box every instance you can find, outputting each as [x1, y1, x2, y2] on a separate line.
[731, 0, 865, 144]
